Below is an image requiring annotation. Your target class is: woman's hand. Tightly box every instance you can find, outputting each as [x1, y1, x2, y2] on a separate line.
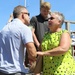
[37, 51, 44, 56]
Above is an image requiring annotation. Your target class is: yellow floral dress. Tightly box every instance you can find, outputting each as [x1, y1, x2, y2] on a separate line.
[41, 30, 75, 75]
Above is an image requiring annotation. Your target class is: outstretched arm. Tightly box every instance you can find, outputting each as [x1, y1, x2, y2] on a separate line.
[37, 32, 71, 56]
[8, 14, 13, 23]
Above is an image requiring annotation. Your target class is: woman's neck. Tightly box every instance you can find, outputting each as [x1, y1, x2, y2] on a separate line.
[50, 28, 62, 33]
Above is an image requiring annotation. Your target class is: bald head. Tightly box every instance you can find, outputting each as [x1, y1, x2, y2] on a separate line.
[13, 5, 26, 18]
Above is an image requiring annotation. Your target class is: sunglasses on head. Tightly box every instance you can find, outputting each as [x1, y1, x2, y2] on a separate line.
[48, 17, 55, 20]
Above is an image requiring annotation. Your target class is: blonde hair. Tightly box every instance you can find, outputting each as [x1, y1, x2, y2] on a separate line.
[40, 2, 51, 10]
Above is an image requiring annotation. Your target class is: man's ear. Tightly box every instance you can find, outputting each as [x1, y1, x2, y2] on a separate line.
[22, 14, 24, 19]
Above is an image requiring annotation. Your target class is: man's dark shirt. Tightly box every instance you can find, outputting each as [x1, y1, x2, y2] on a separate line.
[30, 14, 49, 43]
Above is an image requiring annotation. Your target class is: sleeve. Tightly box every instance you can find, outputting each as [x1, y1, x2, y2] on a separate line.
[21, 26, 33, 44]
[30, 17, 37, 29]
[63, 30, 69, 33]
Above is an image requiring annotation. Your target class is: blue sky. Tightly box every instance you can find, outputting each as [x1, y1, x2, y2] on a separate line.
[0, 0, 75, 31]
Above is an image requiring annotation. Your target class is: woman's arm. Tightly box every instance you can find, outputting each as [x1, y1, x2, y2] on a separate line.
[37, 32, 71, 56]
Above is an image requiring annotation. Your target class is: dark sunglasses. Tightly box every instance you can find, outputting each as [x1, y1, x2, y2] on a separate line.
[22, 12, 30, 16]
[48, 17, 55, 20]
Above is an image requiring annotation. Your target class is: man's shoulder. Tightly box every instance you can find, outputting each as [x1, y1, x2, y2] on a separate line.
[30, 14, 41, 23]
[36, 14, 41, 18]
[31, 14, 40, 19]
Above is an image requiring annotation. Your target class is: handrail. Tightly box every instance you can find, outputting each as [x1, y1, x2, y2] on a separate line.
[64, 20, 75, 24]
[64, 20, 75, 32]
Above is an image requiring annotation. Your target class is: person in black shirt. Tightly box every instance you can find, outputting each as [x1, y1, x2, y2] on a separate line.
[30, 2, 51, 49]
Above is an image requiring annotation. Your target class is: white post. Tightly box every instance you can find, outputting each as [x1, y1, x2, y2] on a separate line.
[24, 0, 26, 7]
[40, 0, 44, 6]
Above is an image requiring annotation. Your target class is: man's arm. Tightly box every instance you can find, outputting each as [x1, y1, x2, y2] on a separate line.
[25, 42, 37, 71]
[25, 42, 37, 61]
